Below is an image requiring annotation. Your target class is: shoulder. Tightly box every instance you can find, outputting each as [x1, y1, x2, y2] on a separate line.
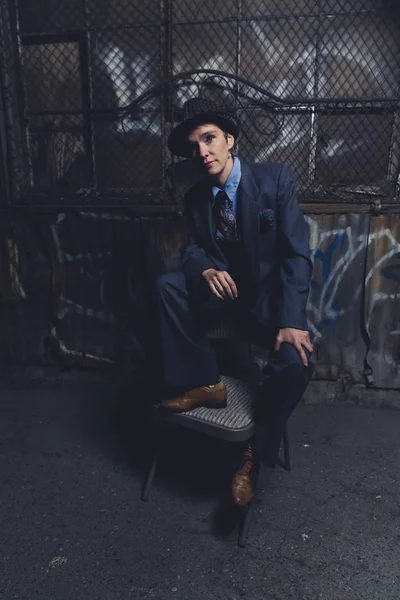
[243, 160, 291, 180]
[240, 160, 294, 188]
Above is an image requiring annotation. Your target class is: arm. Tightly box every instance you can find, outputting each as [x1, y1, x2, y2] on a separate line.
[181, 196, 215, 288]
[181, 194, 238, 299]
[276, 164, 313, 331]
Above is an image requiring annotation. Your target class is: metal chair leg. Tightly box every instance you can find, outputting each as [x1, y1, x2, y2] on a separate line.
[141, 447, 160, 501]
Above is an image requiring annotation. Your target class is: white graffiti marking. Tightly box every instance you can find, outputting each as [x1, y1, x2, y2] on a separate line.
[305, 217, 400, 345]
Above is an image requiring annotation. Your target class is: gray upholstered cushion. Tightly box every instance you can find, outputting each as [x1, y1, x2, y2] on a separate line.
[164, 376, 256, 442]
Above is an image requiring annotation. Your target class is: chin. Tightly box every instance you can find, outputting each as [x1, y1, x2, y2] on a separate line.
[209, 165, 222, 177]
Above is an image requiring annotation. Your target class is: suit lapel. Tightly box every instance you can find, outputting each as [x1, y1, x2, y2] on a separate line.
[238, 161, 260, 282]
[191, 162, 261, 276]
[193, 183, 226, 270]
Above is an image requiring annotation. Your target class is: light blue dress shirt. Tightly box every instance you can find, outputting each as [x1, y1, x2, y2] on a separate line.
[211, 156, 242, 217]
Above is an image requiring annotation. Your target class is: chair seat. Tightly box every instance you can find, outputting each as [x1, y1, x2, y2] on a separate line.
[164, 375, 256, 442]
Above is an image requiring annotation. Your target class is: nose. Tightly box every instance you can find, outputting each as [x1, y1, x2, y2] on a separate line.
[198, 142, 209, 160]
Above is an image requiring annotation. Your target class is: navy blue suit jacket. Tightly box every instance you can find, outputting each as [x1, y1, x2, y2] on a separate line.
[181, 160, 313, 331]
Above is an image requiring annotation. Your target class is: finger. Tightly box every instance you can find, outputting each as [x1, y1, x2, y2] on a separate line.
[303, 332, 313, 348]
[212, 278, 226, 297]
[296, 343, 308, 367]
[274, 338, 282, 352]
[297, 333, 313, 352]
[210, 281, 224, 300]
[223, 272, 238, 298]
[303, 340, 314, 353]
[216, 274, 234, 299]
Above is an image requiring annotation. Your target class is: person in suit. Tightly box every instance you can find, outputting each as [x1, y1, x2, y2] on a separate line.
[156, 97, 314, 505]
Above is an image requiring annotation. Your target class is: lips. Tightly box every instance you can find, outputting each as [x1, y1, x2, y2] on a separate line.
[204, 161, 215, 168]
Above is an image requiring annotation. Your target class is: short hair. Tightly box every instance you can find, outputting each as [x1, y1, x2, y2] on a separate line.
[222, 129, 235, 158]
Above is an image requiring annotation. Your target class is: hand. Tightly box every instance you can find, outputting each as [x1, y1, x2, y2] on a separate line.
[202, 268, 238, 300]
[275, 328, 313, 367]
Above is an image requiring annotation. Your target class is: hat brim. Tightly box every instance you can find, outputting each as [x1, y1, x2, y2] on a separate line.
[168, 113, 239, 158]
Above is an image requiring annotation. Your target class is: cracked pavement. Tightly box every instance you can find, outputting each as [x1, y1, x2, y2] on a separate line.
[0, 373, 399, 600]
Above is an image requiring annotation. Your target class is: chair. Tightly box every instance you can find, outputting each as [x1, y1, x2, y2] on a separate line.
[141, 317, 291, 548]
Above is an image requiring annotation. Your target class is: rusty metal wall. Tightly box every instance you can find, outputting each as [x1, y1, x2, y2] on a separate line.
[307, 213, 370, 384]
[307, 213, 400, 389]
[1, 211, 399, 390]
[364, 215, 400, 389]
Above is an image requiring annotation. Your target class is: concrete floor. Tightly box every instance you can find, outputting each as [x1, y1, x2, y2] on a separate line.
[0, 372, 399, 600]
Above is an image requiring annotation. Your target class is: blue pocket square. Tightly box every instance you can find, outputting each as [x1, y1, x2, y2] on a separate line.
[259, 209, 275, 232]
[260, 208, 275, 222]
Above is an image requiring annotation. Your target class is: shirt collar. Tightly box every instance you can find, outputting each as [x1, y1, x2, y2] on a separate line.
[211, 157, 241, 202]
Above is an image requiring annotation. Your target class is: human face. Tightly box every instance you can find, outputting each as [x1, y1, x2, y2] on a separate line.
[187, 123, 235, 187]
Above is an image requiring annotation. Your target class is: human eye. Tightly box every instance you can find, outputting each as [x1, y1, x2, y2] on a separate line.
[205, 134, 215, 143]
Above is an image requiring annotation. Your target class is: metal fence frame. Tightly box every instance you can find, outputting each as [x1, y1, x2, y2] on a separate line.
[0, 0, 399, 210]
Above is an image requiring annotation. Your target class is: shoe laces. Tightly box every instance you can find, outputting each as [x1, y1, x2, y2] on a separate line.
[240, 444, 255, 478]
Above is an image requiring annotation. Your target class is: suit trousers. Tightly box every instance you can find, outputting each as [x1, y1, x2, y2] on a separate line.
[155, 270, 314, 467]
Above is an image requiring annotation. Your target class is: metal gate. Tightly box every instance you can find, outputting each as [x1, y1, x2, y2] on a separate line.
[0, 0, 399, 208]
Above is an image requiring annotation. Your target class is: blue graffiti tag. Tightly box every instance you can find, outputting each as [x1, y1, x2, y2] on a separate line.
[310, 231, 346, 334]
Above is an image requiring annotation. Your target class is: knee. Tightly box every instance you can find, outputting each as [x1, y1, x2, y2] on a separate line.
[155, 271, 187, 298]
[156, 271, 180, 292]
[273, 342, 312, 371]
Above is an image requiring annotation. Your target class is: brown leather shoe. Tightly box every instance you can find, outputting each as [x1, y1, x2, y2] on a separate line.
[161, 380, 227, 413]
[232, 444, 259, 506]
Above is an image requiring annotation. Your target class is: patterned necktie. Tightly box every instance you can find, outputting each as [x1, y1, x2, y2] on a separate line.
[215, 190, 239, 241]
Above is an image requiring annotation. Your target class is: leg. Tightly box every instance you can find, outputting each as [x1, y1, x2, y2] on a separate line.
[238, 461, 265, 548]
[156, 271, 223, 394]
[254, 341, 314, 467]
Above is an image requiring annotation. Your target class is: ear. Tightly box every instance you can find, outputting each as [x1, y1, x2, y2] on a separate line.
[226, 134, 235, 151]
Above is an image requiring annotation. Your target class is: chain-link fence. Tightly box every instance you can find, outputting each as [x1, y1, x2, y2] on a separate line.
[0, 0, 399, 207]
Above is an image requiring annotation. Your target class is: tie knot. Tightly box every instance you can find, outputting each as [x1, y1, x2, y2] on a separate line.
[216, 189, 231, 207]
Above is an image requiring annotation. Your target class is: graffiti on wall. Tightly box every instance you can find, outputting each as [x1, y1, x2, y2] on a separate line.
[38, 212, 400, 389]
[0, 211, 399, 388]
[306, 214, 400, 387]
